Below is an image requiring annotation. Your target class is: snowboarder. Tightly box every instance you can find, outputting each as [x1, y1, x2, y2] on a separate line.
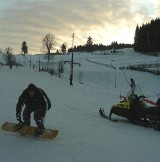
[16, 83, 51, 135]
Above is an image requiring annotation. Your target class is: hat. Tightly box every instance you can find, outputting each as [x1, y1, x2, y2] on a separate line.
[28, 84, 37, 91]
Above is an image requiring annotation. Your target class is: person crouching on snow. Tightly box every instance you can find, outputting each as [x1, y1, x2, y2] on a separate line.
[16, 83, 51, 135]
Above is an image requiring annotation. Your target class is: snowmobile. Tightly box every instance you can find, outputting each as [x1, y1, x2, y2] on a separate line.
[99, 85, 160, 130]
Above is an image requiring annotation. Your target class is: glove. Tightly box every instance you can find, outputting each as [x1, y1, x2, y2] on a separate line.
[16, 113, 22, 122]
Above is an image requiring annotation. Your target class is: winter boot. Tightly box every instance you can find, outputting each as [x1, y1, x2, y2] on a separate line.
[14, 123, 23, 131]
[22, 121, 30, 126]
[35, 128, 45, 136]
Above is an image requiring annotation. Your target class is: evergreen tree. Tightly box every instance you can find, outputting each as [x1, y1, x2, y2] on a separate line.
[134, 25, 140, 51]
[86, 36, 93, 52]
[61, 43, 67, 54]
[134, 17, 160, 53]
[111, 41, 118, 53]
[21, 41, 28, 55]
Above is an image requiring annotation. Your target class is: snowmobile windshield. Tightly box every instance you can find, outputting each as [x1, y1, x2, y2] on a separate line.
[126, 85, 144, 99]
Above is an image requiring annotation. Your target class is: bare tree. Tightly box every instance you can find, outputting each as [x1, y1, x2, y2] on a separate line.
[42, 33, 56, 63]
[3, 47, 15, 69]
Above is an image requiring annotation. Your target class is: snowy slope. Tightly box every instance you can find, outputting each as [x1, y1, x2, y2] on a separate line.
[0, 49, 160, 162]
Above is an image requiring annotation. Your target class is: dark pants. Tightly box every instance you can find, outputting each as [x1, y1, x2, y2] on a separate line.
[22, 105, 47, 129]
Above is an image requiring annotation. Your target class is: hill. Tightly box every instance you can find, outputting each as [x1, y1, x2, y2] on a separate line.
[0, 48, 160, 162]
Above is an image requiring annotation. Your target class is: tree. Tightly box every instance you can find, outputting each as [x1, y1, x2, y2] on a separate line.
[86, 36, 93, 46]
[21, 41, 28, 55]
[61, 43, 67, 54]
[134, 18, 160, 53]
[134, 25, 140, 51]
[86, 36, 93, 52]
[42, 33, 56, 63]
[56, 49, 59, 54]
[111, 41, 118, 53]
[3, 47, 15, 69]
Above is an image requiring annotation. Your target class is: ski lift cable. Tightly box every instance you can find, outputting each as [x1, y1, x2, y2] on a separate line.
[120, 69, 130, 86]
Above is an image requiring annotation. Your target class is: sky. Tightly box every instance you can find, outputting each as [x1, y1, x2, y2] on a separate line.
[0, 0, 160, 54]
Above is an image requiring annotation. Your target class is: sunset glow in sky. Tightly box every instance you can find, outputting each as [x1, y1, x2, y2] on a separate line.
[0, 0, 160, 54]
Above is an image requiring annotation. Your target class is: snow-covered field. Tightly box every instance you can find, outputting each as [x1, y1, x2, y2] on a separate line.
[0, 48, 160, 162]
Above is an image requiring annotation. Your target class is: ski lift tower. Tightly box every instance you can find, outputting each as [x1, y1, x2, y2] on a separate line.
[64, 33, 81, 85]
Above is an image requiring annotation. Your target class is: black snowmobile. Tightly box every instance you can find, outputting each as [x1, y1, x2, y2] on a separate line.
[99, 85, 160, 130]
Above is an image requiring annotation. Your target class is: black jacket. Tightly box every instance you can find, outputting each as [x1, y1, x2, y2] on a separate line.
[16, 87, 51, 115]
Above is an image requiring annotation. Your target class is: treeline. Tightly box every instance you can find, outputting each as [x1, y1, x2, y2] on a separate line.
[134, 17, 160, 53]
[68, 37, 133, 52]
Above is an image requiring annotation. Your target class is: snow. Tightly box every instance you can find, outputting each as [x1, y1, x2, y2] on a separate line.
[0, 49, 160, 162]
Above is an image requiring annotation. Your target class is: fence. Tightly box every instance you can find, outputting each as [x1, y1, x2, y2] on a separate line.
[120, 62, 160, 75]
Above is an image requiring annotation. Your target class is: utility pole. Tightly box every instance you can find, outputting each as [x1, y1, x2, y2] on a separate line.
[64, 33, 80, 85]
[70, 33, 74, 85]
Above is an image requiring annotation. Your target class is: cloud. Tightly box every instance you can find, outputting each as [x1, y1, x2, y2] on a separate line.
[0, 0, 159, 54]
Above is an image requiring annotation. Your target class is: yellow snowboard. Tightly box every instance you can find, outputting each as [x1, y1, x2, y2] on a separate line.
[1, 122, 58, 140]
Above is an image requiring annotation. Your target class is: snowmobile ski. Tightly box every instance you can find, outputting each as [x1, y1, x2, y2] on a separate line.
[102, 114, 118, 122]
[99, 108, 118, 122]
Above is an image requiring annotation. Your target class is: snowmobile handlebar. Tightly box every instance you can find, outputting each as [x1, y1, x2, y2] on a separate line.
[137, 95, 147, 101]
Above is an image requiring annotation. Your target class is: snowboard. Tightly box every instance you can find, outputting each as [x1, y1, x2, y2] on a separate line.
[1, 122, 58, 140]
